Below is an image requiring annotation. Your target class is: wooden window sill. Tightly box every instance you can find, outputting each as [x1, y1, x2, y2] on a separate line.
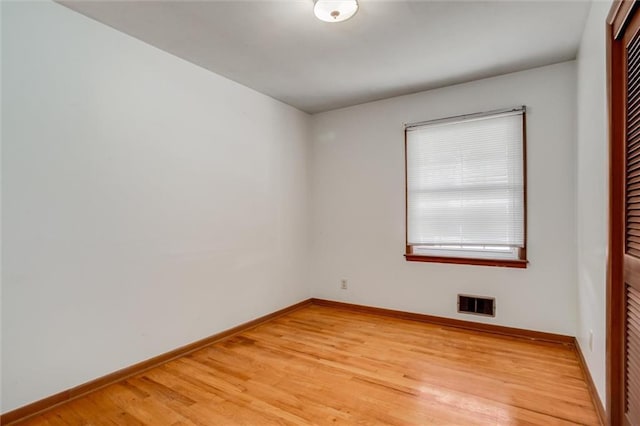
[404, 254, 528, 269]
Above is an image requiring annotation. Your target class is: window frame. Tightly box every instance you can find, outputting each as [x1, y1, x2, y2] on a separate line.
[403, 107, 528, 268]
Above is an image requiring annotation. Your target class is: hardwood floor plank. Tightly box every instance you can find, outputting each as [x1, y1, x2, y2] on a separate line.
[12, 305, 600, 425]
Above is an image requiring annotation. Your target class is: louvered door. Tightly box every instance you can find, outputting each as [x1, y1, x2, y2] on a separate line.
[626, 285, 640, 423]
[612, 2, 640, 424]
[627, 21, 640, 426]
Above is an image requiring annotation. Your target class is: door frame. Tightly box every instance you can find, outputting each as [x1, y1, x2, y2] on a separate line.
[608, 1, 638, 424]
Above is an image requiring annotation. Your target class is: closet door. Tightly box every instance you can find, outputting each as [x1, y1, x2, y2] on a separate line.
[609, 2, 640, 424]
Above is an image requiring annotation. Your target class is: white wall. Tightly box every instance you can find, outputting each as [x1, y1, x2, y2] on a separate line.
[1, 0, 610, 416]
[1, 1, 310, 412]
[309, 62, 578, 336]
[576, 0, 610, 407]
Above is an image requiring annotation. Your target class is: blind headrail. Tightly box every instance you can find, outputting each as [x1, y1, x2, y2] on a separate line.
[404, 106, 526, 130]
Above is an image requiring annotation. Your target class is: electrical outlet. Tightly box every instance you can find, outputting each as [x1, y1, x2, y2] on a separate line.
[340, 279, 348, 290]
[589, 330, 593, 352]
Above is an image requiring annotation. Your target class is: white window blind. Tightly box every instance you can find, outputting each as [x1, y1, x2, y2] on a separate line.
[406, 109, 525, 252]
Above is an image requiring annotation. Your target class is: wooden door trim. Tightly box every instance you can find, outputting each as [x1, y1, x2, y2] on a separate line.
[608, 2, 638, 424]
[610, 0, 638, 39]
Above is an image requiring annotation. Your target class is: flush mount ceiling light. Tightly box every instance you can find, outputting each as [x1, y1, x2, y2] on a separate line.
[313, 0, 358, 23]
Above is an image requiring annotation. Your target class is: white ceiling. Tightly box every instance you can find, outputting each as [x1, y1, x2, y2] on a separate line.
[60, 1, 592, 114]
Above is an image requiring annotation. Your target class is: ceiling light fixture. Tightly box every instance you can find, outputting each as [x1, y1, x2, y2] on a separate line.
[313, 0, 358, 23]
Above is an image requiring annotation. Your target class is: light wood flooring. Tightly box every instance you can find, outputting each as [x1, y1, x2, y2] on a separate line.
[15, 305, 600, 425]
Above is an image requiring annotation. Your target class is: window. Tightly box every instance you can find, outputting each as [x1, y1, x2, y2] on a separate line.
[404, 107, 527, 268]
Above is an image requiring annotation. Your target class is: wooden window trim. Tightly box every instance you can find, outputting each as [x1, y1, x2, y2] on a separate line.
[404, 110, 528, 268]
[404, 253, 528, 268]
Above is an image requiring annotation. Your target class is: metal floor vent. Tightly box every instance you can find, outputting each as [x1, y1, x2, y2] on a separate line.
[458, 294, 495, 317]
